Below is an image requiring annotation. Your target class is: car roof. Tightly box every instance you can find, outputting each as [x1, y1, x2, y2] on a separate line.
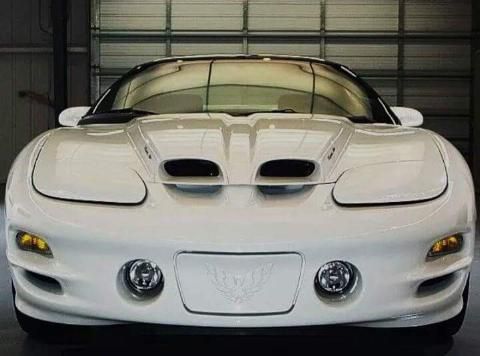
[124, 54, 350, 78]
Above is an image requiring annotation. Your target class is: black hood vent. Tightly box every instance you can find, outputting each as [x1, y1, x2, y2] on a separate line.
[164, 159, 220, 177]
[260, 159, 315, 178]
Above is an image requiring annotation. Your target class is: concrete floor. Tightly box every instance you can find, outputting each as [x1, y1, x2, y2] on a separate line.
[0, 194, 479, 356]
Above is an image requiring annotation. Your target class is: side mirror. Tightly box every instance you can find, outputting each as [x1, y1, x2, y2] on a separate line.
[391, 107, 423, 127]
[58, 106, 91, 127]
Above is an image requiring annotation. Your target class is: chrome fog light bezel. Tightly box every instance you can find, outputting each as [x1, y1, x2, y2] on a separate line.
[315, 261, 356, 297]
[123, 259, 164, 297]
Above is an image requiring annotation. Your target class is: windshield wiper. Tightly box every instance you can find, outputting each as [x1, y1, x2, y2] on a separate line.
[79, 108, 159, 125]
[249, 108, 298, 114]
[94, 108, 158, 116]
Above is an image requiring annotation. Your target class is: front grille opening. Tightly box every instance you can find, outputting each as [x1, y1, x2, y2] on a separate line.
[24, 270, 62, 294]
[417, 273, 456, 297]
[260, 160, 315, 178]
[164, 159, 220, 177]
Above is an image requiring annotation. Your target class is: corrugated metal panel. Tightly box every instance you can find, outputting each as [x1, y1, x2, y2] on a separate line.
[172, 0, 243, 30]
[405, 0, 471, 32]
[249, 1, 321, 31]
[404, 79, 470, 116]
[423, 117, 470, 140]
[326, 0, 399, 31]
[404, 41, 471, 72]
[249, 41, 320, 56]
[100, 0, 167, 30]
[172, 40, 243, 56]
[100, 41, 167, 69]
[326, 41, 398, 71]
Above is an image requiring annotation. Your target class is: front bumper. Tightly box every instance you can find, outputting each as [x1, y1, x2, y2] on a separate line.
[6, 180, 475, 328]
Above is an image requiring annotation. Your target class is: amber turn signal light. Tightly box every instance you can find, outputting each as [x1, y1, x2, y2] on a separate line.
[16, 232, 53, 257]
[427, 235, 463, 259]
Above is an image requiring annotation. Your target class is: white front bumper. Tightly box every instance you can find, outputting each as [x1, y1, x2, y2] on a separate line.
[5, 182, 475, 328]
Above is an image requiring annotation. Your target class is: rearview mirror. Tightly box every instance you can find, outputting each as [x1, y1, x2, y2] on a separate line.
[59, 106, 91, 127]
[391, 107, 423, 127]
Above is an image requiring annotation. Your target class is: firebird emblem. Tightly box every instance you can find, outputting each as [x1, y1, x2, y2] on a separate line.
[205, 263, 274, 304]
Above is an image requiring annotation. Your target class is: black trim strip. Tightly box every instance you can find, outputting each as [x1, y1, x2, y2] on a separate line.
[309, 61, 315, 114]
[205, 59, 215, 111]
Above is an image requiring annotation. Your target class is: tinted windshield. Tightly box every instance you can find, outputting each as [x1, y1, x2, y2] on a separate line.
[91, 58, 394, 124]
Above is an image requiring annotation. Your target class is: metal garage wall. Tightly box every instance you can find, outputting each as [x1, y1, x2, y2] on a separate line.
[0, 0, 90, 183]
[91, 0, 473, 161]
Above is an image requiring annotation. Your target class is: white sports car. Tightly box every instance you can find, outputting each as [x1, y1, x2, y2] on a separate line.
[5, 55, 476, 337]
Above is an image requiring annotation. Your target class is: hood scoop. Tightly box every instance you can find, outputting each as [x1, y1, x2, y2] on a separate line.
[133, 116, 348, 186]
[163, 159, 220, 177]
[259, 160, 316, 178]
[162, 159, 224, 191]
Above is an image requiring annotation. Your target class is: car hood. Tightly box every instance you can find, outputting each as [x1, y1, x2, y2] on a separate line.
[32, 113, 447, 204]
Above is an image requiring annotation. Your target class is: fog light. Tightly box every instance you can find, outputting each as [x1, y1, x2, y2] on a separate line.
[16, 232, 53, 257]
[428, 235, 463, 259]
[125, 259, 163, 297]
[316, 261, 354, 295]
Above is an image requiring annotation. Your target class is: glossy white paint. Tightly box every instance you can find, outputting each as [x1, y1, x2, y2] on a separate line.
[391, 106, 424, 127]
[32, 128, 146, 204]
[30, 113, 447, 203]
[4, 112, 476, 329]
[58, 106, 90, 127]
[3, 58, 476, 330]
[333, 160, 447, 205]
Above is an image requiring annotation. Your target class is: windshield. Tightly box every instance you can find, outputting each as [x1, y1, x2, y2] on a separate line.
[90, 58, 394, 124]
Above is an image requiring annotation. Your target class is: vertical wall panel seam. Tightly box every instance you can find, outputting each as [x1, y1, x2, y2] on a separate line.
[469, 48, 475, 167]
[242, 0, 249, 54]
[29, 0, 34, 136]
[28, 0, 33, 140]
[397, 0, 405, 107]
[10, 0, 15, 162]
[320, 0, 326, 59]
[90, 0, 100, 102]
[166, 0, 172, 57]
[87, 0, 92, 104]
[470, 0, 478, 178]
[12, 55, 16, 158]
[29, 0, 33, 145]
[29, 54, 32, 141]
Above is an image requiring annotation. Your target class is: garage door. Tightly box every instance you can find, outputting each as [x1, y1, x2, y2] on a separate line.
[91, 0, 473, 160]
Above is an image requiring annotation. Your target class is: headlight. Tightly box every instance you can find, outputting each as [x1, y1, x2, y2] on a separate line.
[333, 161, 447, 205]
[16, 232, 53, 257]
[124, 259, 163, 297]
[316, 261, 355, 295]
[427, 235, 463, 259]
